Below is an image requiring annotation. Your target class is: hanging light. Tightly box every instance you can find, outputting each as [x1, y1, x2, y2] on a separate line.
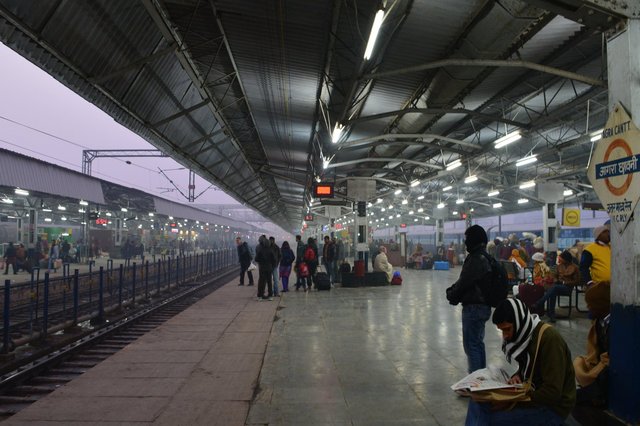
[563, 189, 573, 196]
[442, 185, 453, 192]
[331, 124, 344, 143]
[493, 203, 503, 209]
[494, 131, 522, 148]
[410, 180, 420, 187]
[437, 202, 445, 209]
[446, 159, 462, 171]
[518, 198, 529, 204]
[464, 175, 478, 184]
[363, 9, 385, 60]
[519, 180, 536, 189]
[417, 195, 425, 200]
[14, 188, 29, 196]
[516, 155, 537, 167]
[488, 189, 500, 197]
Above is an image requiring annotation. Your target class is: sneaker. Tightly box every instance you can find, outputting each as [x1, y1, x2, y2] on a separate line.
[238, 283, 245, 286]
[268, 297, 273, 301]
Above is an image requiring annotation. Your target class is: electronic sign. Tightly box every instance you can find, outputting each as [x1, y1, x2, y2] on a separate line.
[95, 218, 108, 225]
[304, 214, 314, 221]
[313, 183, 334, 198]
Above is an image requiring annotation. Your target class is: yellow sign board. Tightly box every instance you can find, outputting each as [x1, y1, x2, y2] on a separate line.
[562, 208, 580, 227]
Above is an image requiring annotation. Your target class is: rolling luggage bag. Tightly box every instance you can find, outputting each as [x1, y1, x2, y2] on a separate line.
[517, 283, 545, 315]
[315, 271, 331, 291]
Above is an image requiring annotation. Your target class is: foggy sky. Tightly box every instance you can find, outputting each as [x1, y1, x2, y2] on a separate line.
[0, 42, 239, 206]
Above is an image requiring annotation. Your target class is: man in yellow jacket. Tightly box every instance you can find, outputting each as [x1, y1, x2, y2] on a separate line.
[579, 225, 610, 286]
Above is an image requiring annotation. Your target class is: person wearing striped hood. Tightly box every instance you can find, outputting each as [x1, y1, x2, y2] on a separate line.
[465, 299, 576, 425]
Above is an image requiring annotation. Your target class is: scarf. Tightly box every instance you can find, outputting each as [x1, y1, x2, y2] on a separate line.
[502, 298, 541, 379]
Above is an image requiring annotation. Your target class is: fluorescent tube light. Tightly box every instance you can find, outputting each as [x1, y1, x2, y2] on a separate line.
[516, 155, 537, 167]
[44, 218, 52, 222]
[494, 131, 522, 148]
[425, 216, 430, 220]
[377, 198, 383, 203]
[452, 211, 458, 215]
[14, 188, 29, 196]
[2, 198, 13, 204]
[367, 202, 373, 207]
[401, 199, 408, 205]
[446, 159, 462, 171]
[332, 124, 343, 144]
[456, 198, 464, 204]
[364, 9, 385, 60]
[437, 202, 445, 209]
[394, 189, 402, 195]
[396, 214, 400, 218]
[57, 205, 66, 211]
[488, 190, 500, 197]
[518, 198, 529, 204]
[414, 218, 418, 222]
[61, 217, 67, 221]
[106, 212, 112, 217]
[590, 129, 603, 142]
[563, 189, 573, 196]
[323, 157, 330, 169]
[79, 200, 89, 206]
[442, 185, 453, 192]
[519, 180, 536, 189]
[410, 180, 420, 187]
[42, 208, 52, 212]
[493, 203, 503, 208]
[464, 175, 478, 183]
[417, 207, 424, 213]
[417, 195, 425, 200]
[121, 207, 128, 212]
[409, 210, 414, 215]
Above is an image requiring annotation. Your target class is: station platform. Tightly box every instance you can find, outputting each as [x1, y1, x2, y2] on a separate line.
[3, 267, 594, 425]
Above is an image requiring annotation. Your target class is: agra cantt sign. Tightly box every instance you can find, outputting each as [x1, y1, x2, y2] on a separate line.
[587, 103, 640, 234]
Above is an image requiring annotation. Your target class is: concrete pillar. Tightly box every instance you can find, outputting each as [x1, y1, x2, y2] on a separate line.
[115, 218, 122, 247]
[606, 18, 640, 424]
[27, 209, 37, 248]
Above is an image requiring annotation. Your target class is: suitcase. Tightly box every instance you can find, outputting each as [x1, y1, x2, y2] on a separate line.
[315, 272, 331, 291]
[422, 259, 433, 270]
[434, 261, 449, 270]
[517, 283, 545, 315]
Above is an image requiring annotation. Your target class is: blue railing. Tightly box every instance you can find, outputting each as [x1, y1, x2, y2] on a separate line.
[1, 248, 236, 352]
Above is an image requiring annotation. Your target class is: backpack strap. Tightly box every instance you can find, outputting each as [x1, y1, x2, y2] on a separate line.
[522, 323, 550, 390]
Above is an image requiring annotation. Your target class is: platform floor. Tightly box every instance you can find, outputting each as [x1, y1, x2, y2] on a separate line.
[4, 267, 593, 425]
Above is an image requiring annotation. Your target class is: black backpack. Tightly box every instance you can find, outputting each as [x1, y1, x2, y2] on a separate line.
[478, 252, 509, 307]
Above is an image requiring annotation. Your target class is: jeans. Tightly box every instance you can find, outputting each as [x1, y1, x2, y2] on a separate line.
[536, 284, 572, 318]
[272, 267, 280, 296]
[324, 260, 334, 283]
[257, 268, 273, 299]
[465, 400, 564, 425]
[462, 304, 492, 373]
[239, 263, 254, 285]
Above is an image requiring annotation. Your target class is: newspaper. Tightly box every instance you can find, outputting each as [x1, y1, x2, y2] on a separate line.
[451, 365, 522, 393]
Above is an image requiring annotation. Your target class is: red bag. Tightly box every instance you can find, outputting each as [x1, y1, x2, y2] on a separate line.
[298, 262, 310, 277]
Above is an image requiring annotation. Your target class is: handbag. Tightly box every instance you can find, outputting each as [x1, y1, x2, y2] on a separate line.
[247, 262, 257, 272]
[470, 323, 550, 405]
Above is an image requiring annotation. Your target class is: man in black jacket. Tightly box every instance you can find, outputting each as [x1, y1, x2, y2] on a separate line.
[446, 225, 492, 373]
[235, 237, 254, 286]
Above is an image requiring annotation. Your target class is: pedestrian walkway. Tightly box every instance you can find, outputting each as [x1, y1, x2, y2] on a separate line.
[4, 268, 592, 425]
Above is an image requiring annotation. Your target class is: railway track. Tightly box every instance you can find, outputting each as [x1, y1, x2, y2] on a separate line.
[0, 266, 237, 421]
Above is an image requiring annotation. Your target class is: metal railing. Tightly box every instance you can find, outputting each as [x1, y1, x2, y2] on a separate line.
[1, 248, 236, 352]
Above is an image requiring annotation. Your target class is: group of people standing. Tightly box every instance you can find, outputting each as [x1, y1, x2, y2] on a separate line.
[236, 234, 345, 300]
[446, 223, 612, 425]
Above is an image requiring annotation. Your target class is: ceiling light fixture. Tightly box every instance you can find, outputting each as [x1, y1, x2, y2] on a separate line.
[493, 203, 503, 209]
[409, 210, 414, 214]
[394, 189, 402, 195]
[464, 175, 478, 184]
[437, 202, 445, 209]
[494, 131, 522, 148]
[442, 185, 453, 192]
[121, 207, 128, 212]
[2, 198, 13, 204]
[519, 180, 536, 189]
[410, 180, 420, 187]
[57, 205, 66, 211]
[445, 159, 462, 171]
[456, 198, 464, 204]
[363, 9, 385, 60]
[590, 129, 603, 142]
[518, 198, 529, 204]
[14, 188, 29, 196]
[323, 157, 330, 169]
[331, 124, 343, 143]
[563, 189, 573, 196]
[401, 199, 408, 205]
[376, 198, 383, 203]
[417, 195, 425, 200]
[487, 189, 500, 197]
[417, 207, 424, 213]
[516, 155, 537, 167]
[79, 200, 89, 206]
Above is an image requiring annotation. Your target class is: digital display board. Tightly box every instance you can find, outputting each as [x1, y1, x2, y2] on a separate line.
[304, 214, 314, 221]
[95, 218, 108, 225]
[313, 183, 334, 198]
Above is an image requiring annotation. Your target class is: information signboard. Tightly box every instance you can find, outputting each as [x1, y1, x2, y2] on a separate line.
[587, 103, 640, 234]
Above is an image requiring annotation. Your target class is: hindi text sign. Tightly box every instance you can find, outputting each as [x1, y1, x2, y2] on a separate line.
[587, 103, 640, 234]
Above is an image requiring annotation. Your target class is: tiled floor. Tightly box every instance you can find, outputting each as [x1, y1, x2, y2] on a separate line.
[248, 267, 592, 425]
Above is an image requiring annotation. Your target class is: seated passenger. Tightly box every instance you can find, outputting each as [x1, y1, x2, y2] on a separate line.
[411, 244, 423, 269]
[509, 249, 526, 280]
[534, 251, 579, 322]
[374, 246, 393, 282]
[466, 299, 576, 425]
[531, 252, 552, 287]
